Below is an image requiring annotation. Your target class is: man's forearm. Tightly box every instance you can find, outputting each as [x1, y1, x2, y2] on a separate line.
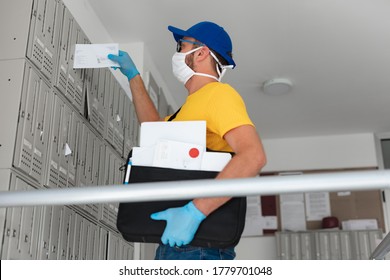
[193, 141, 266, 216]
[193, 197, 231, 216]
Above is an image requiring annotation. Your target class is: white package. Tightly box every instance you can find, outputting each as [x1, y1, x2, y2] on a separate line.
[139, 121, 206, 148]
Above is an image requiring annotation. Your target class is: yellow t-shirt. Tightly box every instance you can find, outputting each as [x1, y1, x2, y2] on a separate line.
[166, 82, 254, 152]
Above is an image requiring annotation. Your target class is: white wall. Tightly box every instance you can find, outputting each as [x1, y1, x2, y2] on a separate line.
[262, 133, 378, 172]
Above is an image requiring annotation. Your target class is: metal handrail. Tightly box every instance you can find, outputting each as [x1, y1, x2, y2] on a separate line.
[0, 169, 390, 259]
[0, 170, 389, 207]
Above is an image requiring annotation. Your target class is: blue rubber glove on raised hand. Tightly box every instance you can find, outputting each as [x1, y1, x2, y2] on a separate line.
[150, 201, 206, 247]
[107, 50, 139, 81]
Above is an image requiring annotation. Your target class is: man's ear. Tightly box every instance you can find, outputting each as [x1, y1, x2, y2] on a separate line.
[195, 46, 211, 62]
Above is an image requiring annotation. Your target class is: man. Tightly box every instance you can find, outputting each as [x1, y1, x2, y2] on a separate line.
[108, 21, 266, 260]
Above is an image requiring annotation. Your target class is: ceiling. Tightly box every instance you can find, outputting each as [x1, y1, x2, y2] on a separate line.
[88, 0, 390, 140]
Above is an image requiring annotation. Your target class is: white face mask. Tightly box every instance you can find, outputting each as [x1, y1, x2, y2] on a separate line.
[172, 47, 221, 84]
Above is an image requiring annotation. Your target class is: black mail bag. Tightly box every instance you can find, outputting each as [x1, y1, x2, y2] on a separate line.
[116, 165, 247, 248]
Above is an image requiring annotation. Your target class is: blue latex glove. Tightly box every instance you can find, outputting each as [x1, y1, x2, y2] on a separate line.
[107, 50, 139, 81]
[150, 201, 206, 247]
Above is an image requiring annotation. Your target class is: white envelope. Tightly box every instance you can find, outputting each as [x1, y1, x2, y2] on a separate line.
[139, 121, 206, 148]
[73, 43, 120, 69]
[131, 146, 155, 166]
[153, 139, 204, 170]
[200, 151, 231, 171]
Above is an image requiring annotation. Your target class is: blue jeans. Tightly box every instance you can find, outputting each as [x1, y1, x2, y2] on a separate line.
[154, 244, 236, 260]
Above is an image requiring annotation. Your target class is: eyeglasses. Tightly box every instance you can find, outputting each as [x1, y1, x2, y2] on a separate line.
[176, 39, 205, 52]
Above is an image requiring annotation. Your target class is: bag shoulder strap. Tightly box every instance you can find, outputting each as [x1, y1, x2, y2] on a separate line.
[167, 107, 182, 121]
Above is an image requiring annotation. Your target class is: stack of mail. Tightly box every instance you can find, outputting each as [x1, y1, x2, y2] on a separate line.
[131, 121, 231, 172]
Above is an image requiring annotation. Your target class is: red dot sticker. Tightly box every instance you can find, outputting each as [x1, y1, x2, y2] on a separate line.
[189, 148, 200, 158]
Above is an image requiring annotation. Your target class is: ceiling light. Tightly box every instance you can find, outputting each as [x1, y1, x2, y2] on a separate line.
[262, 78, 293, 96]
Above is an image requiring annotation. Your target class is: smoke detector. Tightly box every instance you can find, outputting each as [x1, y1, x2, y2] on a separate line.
[262, 78, 293, 96]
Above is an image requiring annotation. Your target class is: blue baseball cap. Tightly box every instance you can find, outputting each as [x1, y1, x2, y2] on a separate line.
[168, 21, 236, 68]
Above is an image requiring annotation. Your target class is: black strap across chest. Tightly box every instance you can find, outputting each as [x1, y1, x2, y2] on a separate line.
[167, 107, 182, 121]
